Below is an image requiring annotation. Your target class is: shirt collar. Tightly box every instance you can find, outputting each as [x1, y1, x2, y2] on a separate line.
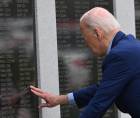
[106, 35, 115, 55]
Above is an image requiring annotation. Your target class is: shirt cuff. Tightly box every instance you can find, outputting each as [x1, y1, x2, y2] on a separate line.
[67, 92, 76, 105]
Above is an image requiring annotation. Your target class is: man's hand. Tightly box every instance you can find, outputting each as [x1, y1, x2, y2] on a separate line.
[30, 85, 68, 108]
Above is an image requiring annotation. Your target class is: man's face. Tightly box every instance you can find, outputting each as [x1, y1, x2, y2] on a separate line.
[80, 22, 107, 57]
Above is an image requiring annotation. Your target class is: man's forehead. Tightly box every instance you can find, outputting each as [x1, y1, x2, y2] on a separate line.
[80, 21, 93, 32]
[80, 22, 88, 33]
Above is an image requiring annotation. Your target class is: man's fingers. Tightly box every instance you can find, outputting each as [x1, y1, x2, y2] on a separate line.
[31, 89, 45, 99]
[39, 103, 49, 109]
[30, 85, 44, 94]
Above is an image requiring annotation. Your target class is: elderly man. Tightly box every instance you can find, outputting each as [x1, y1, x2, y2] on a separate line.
[30, 7, 140, 118]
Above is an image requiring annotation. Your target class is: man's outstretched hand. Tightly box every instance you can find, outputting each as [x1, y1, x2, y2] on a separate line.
[30, 85, 68, 108]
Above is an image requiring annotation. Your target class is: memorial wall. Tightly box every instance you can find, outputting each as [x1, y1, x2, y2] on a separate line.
[135, 0, 140, 39]
[0, 0, 39, 118]
[55, 0, 118, 118]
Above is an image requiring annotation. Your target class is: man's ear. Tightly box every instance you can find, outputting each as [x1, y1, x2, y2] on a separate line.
[94, 27, 103, 40]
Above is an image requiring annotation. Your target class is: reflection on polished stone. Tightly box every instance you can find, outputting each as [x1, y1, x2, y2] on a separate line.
[0, 86, 31, 108]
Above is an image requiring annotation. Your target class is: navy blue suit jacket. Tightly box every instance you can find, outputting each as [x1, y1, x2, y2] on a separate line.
[73, 31, 140, 118]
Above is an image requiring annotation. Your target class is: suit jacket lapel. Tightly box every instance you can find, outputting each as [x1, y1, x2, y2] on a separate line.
[111, 31, 126, 49]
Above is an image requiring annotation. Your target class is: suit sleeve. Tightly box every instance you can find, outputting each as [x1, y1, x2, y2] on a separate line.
[73, 84, 98, 108]
[80, 53, 131, 118]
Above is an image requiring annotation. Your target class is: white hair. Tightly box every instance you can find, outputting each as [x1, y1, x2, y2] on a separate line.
[80, 7, 121, 34]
